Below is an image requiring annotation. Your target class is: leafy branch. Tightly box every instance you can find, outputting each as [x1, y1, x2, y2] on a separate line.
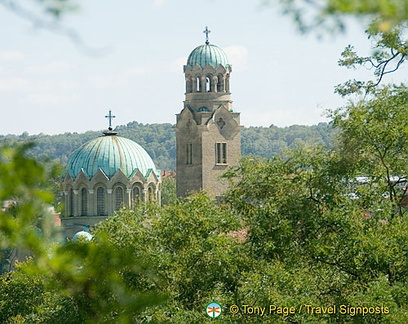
[336, 25, 407, 95]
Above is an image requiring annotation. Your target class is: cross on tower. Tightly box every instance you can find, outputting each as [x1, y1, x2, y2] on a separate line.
[203, 26, 211, 45]
[105, 110, 116, 130]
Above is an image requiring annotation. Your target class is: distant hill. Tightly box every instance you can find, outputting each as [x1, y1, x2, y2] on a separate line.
[0, 122, 334, 171]
[241, 123, 334, 158]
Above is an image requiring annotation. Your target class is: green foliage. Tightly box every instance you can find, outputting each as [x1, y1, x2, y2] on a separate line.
[223, 147, 347, 262]
[0, 262, 81, 323]
[0, 145, 164, 323]
[0, 143, 56, 254]
[222, 86, 407, 321]
[330, 84, 408, 207]
[223, 144, 407, 322]
[96, 194, 248, 322]
[221, 82, 407, 321]
[0, 239, 164, 323]
[336, 26, 407, 95]
[242, 123, 334, 158]
[161, 173, 176, 205]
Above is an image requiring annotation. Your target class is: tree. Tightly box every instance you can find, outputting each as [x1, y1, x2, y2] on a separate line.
[95, 194, 250, 322]
[223, 146, 408, 322]
[0, 145, 164, 323]
[330, 84, 408, 211]
[336, 25, 408, 95]
[161, 172, 177, 205]
[265, 0, 408, 93]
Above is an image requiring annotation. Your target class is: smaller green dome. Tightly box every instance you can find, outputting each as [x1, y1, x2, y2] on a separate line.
[66, 134, 159, 180]
[186, 44, 230, 69]
[73, 231, 93, 242]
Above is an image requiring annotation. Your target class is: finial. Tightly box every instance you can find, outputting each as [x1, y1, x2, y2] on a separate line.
[203, 26, 211, 45]
[104, 109, 117, 135]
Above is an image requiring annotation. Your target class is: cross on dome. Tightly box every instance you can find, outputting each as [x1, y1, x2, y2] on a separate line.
[105, 109, 116, 130]
[203, 26, 211, 45]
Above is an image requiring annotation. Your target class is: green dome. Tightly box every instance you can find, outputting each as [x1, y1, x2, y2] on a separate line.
[66, 134, 159, 179]
[72, 231, 93, 242]
[186, 44, 230, 69]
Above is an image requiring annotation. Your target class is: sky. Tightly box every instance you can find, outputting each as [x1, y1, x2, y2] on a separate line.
[0, 0, 406, 136]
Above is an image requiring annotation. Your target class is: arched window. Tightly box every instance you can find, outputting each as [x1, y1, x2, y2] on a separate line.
[192, 77, 197, 93]
[217, 75, 224, 92]
[196, 76, 201, 92]
[186, 77, 192, 93]
[97, 187, 106, 216]
[225, 74, 230, 92]
[213, 75, 218, 93]
[216, 143, 227, 164]
[81, 188, 87, 216]
[147, 186, 155, 201]
[69, 188, 74, 216]
[186, 143, 193, 165]
[133, 186, 141, 205]
[115, 187, 124, 211]
[206, 76, 211, 92]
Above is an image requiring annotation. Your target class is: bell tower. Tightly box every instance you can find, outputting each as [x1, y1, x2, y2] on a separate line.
[175, 28, 241, 198]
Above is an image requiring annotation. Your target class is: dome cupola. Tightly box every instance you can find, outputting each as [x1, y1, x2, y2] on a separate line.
[186, 44, 230, 70]
[66, 134, 159, 180]
[184, 27, 232, 95]
[62, 110, 161, 231]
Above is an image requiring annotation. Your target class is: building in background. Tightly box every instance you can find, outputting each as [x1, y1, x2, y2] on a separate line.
[175, 28, 242, 198]
[62, 113, 161, 238]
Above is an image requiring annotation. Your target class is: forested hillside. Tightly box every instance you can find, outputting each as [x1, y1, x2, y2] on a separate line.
[0, 122, 334, 170]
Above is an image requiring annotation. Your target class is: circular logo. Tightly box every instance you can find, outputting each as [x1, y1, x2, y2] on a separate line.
[206, 302, 222, 318]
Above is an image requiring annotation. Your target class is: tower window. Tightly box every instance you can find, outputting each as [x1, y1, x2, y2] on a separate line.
[198, 106, 209, 112]
[216, 143, 227, 164]
[115, 187, 124, 211]
[97, 187, 106, 216]
[81, 188, 87, 216]
[186, 143, 193, 165]
[186, 77, 192, 93]
[196, 77, 201, 92]
[217, 75, 224, 92]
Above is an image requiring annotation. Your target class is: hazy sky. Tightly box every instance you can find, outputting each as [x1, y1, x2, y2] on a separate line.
[0, 0, 406, 135]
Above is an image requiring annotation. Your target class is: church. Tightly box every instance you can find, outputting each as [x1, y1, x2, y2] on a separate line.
[61, 28, 241, 236]
[61, 111, 162, 237]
